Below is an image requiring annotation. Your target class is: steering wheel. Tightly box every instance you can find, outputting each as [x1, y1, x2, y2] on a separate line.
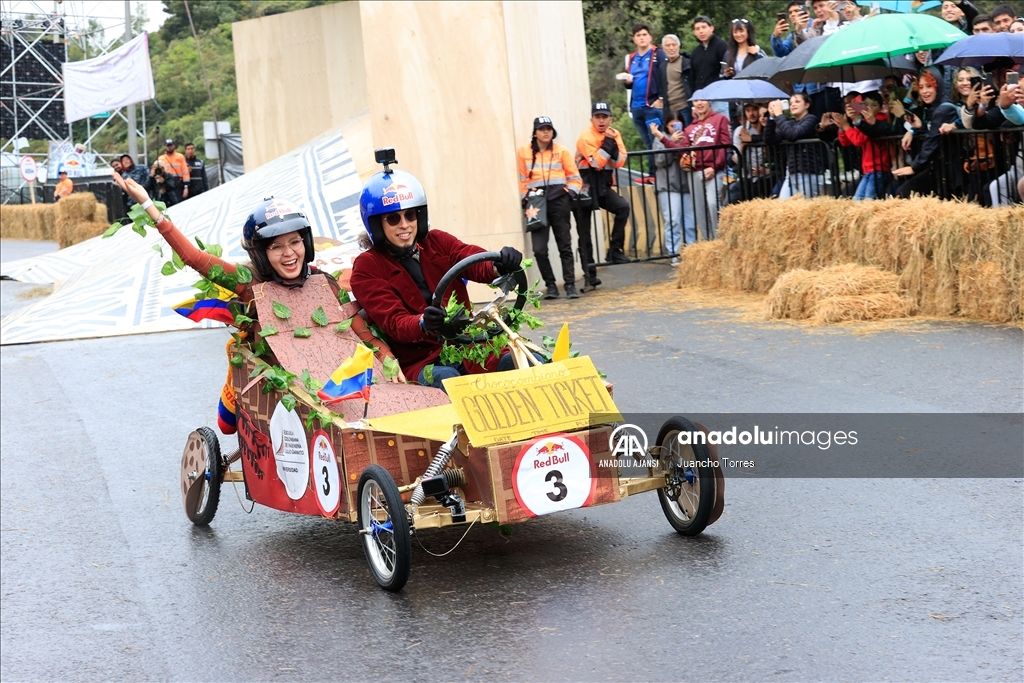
[430, 252, 528, 344]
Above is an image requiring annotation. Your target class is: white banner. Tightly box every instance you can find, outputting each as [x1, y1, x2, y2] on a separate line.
[63, 33, 156, 123]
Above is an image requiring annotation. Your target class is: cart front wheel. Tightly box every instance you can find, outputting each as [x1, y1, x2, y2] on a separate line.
[357, 465, 411, 591]
[656, 416, 713, 536]
[180, 427, 223, 526]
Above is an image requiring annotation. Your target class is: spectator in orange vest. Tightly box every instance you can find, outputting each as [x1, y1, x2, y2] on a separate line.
[157, 139, 191, 206]
[517, 116, 583, 300]
[54, 170, 73, 200]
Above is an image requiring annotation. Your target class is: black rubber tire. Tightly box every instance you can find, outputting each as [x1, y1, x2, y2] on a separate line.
[357, 465, 411, 592]
[655, 416, 714, 536]
[187, 426, 223, 526]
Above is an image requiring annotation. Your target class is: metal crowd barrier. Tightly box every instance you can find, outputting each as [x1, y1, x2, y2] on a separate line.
[573, 127, 1023, 265]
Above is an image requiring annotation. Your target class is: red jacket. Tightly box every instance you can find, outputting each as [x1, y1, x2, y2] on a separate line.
[837, 117, 893, 174]
[682, 111, 731, 172]
[350, 230, 499, 381]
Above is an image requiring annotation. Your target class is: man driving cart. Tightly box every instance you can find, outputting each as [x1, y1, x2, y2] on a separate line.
[350, 149, 529, 390]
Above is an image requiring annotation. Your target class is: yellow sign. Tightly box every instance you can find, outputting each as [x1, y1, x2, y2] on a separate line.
[443, 356, 620, 447]
[364, 403, 461, 444]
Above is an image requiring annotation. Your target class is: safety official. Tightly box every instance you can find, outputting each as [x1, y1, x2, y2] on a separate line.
[184, 143, 208, 197]
[574, 102, 631, 287]
[157, 139, 191, 206]
[517, 116, 583, 300]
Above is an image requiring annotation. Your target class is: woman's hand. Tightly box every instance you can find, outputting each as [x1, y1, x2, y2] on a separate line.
[901, 130, 914, 151]
[111, 170, 150, 205]
[703, 166, 715, 180]
[739, 127, 752, 142]
[905, 113, 923, 129]
[979, 84, 996, 107]
[723, 65, 736, 78]
[648, 121, 661, 137]
[966, 84, 980, 109]
[997, 84, 1016, 110]
[670, 130, 685, 142]
[388, 367, 408, 384]
[889, 98, 905, 118]
[939, 122, 957, 135]
[892, 166, 914, 178]
[768, 100, 783, 117]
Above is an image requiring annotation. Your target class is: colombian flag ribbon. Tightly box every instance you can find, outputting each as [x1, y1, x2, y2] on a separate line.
[318, 344, 374, 404]
[173, 284, 238, 325]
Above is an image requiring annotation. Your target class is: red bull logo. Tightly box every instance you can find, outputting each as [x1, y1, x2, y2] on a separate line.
[381, 182, 415, 207]
[264, 200, 299, 220]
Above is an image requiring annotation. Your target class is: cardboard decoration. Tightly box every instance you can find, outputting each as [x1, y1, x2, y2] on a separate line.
[443, 356, 621, 448]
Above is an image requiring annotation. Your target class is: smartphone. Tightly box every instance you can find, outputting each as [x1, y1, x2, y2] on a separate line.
[776, 11, 787, 20]
[671, 121, 683, 133]
[720, 61, 729, 67]
[850, 101, 867, 114]
[982, 74, 995, 90]
[970, 75, 983, 89]
[1008, 72, 1020, 86]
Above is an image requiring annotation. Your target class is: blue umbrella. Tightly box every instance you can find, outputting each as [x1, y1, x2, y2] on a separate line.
[691, 79, 789, 102]
[855, 0, 941, 12]
[934, 33, 1024, 67]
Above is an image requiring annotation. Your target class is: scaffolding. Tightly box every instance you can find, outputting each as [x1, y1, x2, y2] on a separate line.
[1, 1, 149, 203]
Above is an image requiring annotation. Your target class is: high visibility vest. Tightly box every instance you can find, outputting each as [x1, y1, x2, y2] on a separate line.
[158, 152, 191, 182]
[516, 142, 582, 199]
[575, 125, 627, 172]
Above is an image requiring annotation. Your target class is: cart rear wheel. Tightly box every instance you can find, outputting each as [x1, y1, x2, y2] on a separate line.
[656, 416, 713, 536]
[357, 465, 411, 591]
[180, 427, 222, 526]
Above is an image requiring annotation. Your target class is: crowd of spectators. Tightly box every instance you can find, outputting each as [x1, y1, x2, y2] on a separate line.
[113, 138, 208, 214]
[572, 1, 1024, 263]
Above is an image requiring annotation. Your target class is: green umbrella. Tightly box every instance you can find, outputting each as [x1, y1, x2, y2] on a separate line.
[806, 13, 967, 69]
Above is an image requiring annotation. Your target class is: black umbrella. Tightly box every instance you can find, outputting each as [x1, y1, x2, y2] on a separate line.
[734, 56, 785, 81]
[769, 34, 917, 87]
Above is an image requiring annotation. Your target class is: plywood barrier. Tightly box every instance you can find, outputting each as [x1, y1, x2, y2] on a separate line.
[677, 197, 1024, 323]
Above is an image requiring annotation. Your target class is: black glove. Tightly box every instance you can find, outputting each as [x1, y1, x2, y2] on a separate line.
[422, 306, 446, 333]
[495, 246, 523, 275]
[600, 135, 619, 160]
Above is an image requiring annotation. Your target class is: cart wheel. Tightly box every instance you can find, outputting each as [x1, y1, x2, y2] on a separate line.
[656, 416, 713, 536]
[180, 427, 223, 526]
[357, 465, 411, 592]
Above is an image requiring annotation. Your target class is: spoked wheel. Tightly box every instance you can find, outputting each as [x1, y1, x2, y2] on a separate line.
[180, 427, 223, 526]
[357, 465, 411, 591]
[656, 416, 714, 536]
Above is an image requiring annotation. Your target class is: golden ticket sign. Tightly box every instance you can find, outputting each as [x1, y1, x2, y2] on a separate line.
[443, 356, 621, 447]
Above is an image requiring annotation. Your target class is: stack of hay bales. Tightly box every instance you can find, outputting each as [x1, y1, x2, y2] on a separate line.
[0, 204, 58, 241]
[53, 193, 110, 248]
[677, 197, 1023, 324]
[766, 264, 910, 324]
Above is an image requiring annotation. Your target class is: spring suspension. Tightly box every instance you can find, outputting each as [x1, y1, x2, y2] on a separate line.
[411, 433, 459, 506]
[440, 467, 466, 489]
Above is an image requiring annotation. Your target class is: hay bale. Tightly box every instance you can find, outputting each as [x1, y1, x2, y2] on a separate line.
[677, 241, 726, 289]
[957, 261, 1012, 322]
[809, 293, 911, 324]
[64, 221, 111, 248]
[54, 193, 108, 248]
[766, 263, 905, 321]
[0, 204, 57, 240]
[93, 202, 108, 223]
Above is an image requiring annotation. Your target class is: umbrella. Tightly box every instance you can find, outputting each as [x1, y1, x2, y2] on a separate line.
[690, 79, 789, 102]
[934, 33, 1024, 67]
[806, 13, 967, 69]
[734, 56, 784, 81]
[854, 0, 941, 12]
[766, 35, 914, 86]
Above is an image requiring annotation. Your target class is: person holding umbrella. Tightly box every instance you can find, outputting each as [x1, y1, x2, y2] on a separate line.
[892, 68, 963, 199]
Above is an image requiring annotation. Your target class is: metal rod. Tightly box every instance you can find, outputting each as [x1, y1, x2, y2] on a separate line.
[125, 0, 137, 160]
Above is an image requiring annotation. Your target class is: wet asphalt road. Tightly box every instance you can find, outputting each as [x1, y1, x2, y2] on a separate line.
[1, 241, 1022, 682]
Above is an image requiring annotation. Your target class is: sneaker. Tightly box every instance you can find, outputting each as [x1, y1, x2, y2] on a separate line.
[564, 283, 579, 299]
[607, 250, 630, 265]
[544, 284, 560, 300]
[670, 256, 680, 267]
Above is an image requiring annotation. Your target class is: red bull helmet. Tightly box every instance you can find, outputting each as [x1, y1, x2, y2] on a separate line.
[241, 197, 314, 284]
[359, 162, 428, 247]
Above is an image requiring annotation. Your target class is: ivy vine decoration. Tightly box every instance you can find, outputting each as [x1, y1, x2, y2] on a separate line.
[438, 278, 544, 367]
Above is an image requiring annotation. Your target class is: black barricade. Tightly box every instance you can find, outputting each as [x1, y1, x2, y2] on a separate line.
[577, 127, 1023, 266]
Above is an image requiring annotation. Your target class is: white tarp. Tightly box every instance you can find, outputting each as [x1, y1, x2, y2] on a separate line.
[63, 33, 156, 123]
[1, 125, 366, 345]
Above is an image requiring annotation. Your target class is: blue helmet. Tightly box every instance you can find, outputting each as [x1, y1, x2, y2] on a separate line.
[241, 197, 314, 283]
[359, 167, 428, 247]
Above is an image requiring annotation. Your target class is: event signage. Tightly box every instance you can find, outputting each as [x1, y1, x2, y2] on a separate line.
[19, 156, 36, 183]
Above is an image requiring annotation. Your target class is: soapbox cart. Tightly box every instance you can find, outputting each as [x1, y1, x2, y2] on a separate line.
[179, 253, 724, 591]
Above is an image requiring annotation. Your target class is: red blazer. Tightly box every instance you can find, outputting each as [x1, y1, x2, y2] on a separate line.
[350, 230, 498, 381]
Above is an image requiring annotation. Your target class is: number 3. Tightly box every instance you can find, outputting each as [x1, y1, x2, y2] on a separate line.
[321, 465, 331, 496]
[545, 470, 567, 502]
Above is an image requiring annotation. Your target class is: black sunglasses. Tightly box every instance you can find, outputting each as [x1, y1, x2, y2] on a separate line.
[383, 208, 418, 227]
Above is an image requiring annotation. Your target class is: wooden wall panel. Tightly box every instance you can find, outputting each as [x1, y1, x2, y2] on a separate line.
[357, 1, 522, 252]
[234, 2, 367, 171]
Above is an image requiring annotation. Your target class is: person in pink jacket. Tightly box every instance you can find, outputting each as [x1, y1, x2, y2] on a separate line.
[681, 98, 731, 240]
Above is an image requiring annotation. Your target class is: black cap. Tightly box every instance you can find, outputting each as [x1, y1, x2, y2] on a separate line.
[532, 116, 557, 138]
[592, 102, 612, 116]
